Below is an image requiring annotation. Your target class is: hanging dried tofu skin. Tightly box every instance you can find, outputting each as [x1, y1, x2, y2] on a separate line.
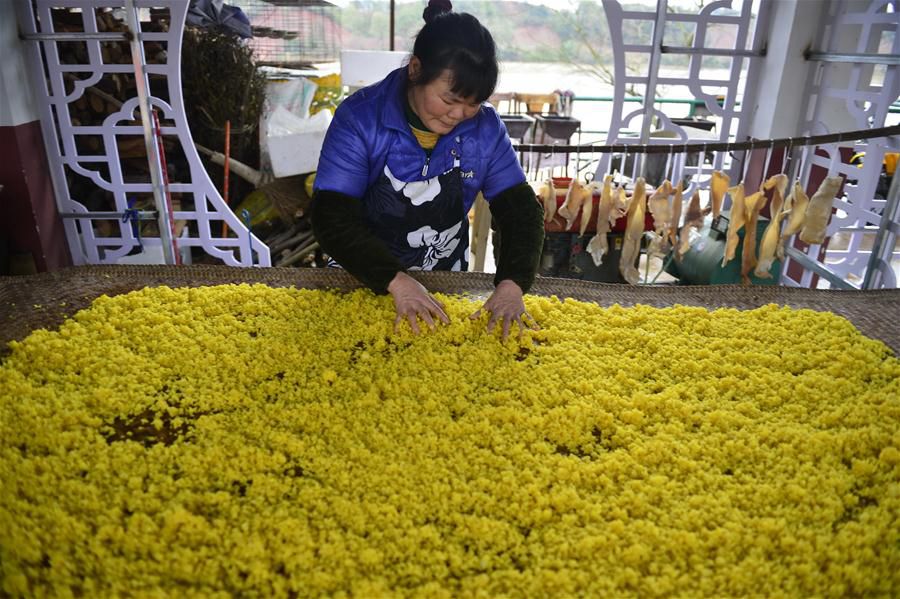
[781, 181, 809, 238]
[722, 183, 747, 267]
[778, 181, 810, 258]
[559, 177, 588, 230]
[710, 170, 730, 220]
[648, 180, 672, 234]
[799, 175, 843, 245]
[620, 178, 647, 285]
[763, 173, 789, 197]
[586, 175, 615, 266]
[539, 177, 556, 223]
[579, 182, 594, 237]
[586, 231, 609, 267]
[740, 189, 767, 285]
[676, 190, 704, 260]
[610, 186, 629, 226]
[646, 232, 666, 260]
[669, 181, 684, 247]
[755, 175, 788, 278]
[669, 181, 685, 247]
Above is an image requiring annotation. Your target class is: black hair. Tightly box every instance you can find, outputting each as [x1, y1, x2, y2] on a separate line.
[409, 1, 498, 103]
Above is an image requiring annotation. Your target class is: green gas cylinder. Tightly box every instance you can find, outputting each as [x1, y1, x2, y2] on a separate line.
[665, 213, 781, 285]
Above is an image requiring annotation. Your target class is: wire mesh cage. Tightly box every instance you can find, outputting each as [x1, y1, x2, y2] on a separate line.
[230, 0, 340, 68]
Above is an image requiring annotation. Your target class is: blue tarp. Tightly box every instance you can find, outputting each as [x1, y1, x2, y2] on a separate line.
[187, 0, 253, 39]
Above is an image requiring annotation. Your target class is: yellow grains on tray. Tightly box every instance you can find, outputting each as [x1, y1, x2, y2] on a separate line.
[1, 285, 899, 598]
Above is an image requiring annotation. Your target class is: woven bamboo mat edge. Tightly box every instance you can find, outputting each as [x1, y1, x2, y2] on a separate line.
[1, 265, 898, 355]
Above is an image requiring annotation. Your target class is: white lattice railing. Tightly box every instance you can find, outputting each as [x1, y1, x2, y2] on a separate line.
[593, 0, 770, 200]
[783, 0, 900, 289]
[16, 0, 270, 266]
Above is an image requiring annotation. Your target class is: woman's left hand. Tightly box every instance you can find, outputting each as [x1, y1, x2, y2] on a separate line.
[470, 279, 537, 341]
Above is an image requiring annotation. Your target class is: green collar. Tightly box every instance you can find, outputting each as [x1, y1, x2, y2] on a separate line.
[404, 97, 431, 133]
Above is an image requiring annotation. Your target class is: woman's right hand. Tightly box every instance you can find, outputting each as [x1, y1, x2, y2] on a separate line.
[387, 271, 450, 334]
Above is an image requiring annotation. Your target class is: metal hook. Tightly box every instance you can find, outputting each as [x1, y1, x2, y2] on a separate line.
[662, 144, 674, 187]
[613, 145, 628, 180]
[799, 135, 813, 183]
[783, 136, 794, 178]
[678, 141, 689, 187]
[574, 138, 581, 181]
[742, 137, 755, 184]
[604, 142, 614, 178]
[547, 141, 555, 180]
[761, 140, 774, 188]
[583, 140, 598, 184]
[701, 140, 711, 187]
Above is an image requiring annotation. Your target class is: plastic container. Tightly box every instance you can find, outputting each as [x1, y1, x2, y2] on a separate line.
[534, 115, 581, 140]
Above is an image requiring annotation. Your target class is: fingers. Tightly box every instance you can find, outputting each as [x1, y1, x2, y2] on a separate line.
[472, 301, 518, 334]
[501, 317, 512, 342]
[478, 307, 539, 342]
[394, 299, 449, 335]
[394, 309, 424, 335]
[420, 310, 437, 331]
[390, 276, 451, 334]
[406, 312, 422, 335]
[514, 315, 526, 341]
[486, 311, 498, 334]
[429, 296, 451, 325]
[400, 297, 539, 341]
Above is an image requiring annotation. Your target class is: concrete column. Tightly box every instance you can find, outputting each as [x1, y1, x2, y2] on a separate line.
[744, 0, 829, 141]
[0, 1, 71, 273]
[0, 3, 39, 127]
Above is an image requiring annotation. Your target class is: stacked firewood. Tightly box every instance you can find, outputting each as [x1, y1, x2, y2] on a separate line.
[55, 7, 169, 128]
[265, 219, 319, 267]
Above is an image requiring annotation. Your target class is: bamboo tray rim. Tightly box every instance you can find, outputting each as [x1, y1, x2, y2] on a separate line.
[1, 265, 898, 355]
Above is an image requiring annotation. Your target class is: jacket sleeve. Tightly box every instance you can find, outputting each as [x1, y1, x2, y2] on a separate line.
[310, 189, 404, 294]
[480, 107, 527, 201]
[313, 102, 371, 199]
[489, 182, 545, 293]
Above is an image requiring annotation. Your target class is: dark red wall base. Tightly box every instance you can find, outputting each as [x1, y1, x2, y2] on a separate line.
[0, 120, 71, 273]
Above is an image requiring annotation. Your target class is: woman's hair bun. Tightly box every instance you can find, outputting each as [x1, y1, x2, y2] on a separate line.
[423, 0, 452, 24]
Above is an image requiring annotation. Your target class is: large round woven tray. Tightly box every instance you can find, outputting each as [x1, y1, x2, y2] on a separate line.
[1, 265, 898, 355]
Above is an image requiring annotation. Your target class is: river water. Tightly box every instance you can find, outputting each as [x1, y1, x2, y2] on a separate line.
[494, 60, 737, 142]
[313, 59, 736, 140]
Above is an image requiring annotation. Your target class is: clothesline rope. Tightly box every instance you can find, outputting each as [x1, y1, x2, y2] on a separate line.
[511, 124, 900, 155]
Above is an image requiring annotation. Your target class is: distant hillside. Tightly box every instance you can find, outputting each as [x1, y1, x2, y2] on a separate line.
[337, 1, 739, 64]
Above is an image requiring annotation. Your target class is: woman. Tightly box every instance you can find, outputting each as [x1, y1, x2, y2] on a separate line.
[311, 0, 544, 340]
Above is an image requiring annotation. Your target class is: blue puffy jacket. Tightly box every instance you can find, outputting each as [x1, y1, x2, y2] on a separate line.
[313, 67, 526, 212]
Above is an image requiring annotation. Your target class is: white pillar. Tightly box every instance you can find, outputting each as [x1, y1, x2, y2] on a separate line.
[744, 0, 829, 140]
[0, 2, 39, 128]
